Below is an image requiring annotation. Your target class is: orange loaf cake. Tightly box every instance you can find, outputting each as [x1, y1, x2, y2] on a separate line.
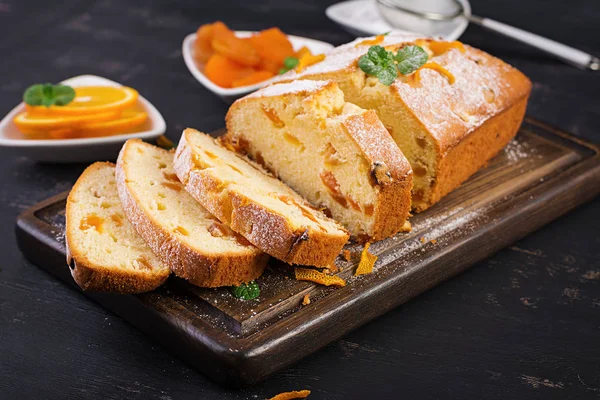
[275, 34, 532, 211]
[225, 80, 413, 241]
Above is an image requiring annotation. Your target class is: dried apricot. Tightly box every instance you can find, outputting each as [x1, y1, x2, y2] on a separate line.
[212, 29, 260, 66]
[247, 27, 294, 65]
[231, 70, 274, 87]
[204, 54, 254, 88]
[258, 58, 282, 74]
[194, 23, 215, 63]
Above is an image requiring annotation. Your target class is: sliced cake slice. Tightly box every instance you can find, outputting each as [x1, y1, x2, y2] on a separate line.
[116, 139, 269, 287]
[224, 80, 413, 241]
[174, 128, 350, 267]
[66, 162, 169, 293]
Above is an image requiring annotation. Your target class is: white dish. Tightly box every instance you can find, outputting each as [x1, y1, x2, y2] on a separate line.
[0, 75, 166, 163]
[326, 0, 470, 40]
[182, 31, 335, 104]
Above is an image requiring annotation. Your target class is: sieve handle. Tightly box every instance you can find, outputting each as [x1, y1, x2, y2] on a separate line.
[469, 15, 599, 71]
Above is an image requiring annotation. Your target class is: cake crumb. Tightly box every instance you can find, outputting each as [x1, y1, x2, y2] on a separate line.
[400, 220, 412, 232]
[327, 264, 340, 274]
[302, 294, 311, 306]
[342, 249, 352, 261]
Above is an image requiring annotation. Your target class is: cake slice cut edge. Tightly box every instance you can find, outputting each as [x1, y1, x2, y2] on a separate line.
[174, 128, 350, 267]
[65, 162, 170, 294]
[116, 139, 269, 288]
[225, 79, 413, 241]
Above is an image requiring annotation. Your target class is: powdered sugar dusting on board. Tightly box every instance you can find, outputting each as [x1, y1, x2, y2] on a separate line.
[373, 207, 485, 269]
[245, 80, 331, 98]
[504, 138, 532, 163]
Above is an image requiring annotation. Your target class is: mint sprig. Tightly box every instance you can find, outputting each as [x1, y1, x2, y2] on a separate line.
[230, 281, 260, 300]
[23, 83, 75, 107]
[357, 45, 398, 86]
[279, 56, 299, 75]
[395, 45, 429, 75]
[358, 44, 429, 86]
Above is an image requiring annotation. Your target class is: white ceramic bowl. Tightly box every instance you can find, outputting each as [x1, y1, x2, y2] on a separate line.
[326, 0, 470, 40]
[182, 31, 335, 104]
[0, 75, 166, 163]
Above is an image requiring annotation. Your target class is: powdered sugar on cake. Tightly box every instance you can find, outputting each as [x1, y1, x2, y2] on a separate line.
[246, 80, 331, 98]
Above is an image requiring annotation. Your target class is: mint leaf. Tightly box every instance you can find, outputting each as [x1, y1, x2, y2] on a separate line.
[359, 45, 398, 86]
[230, 281, 260, 300]
[366, 45, 390, 62]
[358, 54, 382, 76]
[279, 56, 299, 74]
[377, 64, 398, 86]
[23, 83, 75, 107]
[23, 84, 46, 106]
[53, 85, 76, 106]
[41, 84, 54, 107]
[395, 45, 428, 75]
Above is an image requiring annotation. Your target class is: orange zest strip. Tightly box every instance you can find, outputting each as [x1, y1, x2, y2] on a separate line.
[355, 242, 378, 276]
[270, 390, 311, 400]
[413, 62, 455, 85]
[355, 34, 385, 47]
[156, 135, 175, 150]
[295, 267, 346, 287]
[295, 53, 325, 73]
[428, 40, 465, 56]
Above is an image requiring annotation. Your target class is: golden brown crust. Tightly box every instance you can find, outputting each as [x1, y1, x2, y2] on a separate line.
[390, 44, 532, 157]
[174, 129, 349, 267]
[340, 110, 413, 240]
[65, 162, 169, 294]
[228, 192, 348, 266]
[423, 95, 529, 211]
[116, 140, 268, 287]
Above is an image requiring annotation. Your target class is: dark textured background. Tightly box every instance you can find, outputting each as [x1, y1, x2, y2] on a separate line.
[0, 0, 599, 399]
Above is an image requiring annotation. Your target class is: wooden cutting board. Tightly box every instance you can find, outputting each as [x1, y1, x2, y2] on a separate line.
[15, 118, 600, 387]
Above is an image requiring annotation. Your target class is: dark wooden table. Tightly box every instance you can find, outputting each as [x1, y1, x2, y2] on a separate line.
[1, 1, 598, 399]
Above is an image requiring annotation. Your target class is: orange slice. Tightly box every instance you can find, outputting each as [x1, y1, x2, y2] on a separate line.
[19, 110, 148, 139]
[76, 110, 148, 136]
[26, 86, 139, 116]
[14, 110, 119, 133]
